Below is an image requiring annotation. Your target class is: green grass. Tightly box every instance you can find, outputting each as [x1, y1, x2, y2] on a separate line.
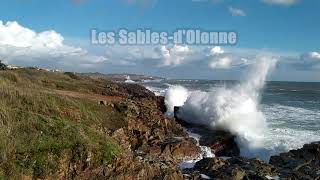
[0, 68, 122, 95]
[0, 69, 127, 178]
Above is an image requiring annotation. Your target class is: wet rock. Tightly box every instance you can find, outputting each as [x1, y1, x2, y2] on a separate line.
[155, 96, 167, 113]
[185, 127, 240, 157]
[199, 130, 240, 157]
[269, 141, 320, 179]
[174, 106, 193, 127]
[173, 106, 240, 157]
[188, 157, 278, 180]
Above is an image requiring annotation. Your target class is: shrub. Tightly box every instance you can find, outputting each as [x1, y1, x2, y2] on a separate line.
[0, 61, 7, 70]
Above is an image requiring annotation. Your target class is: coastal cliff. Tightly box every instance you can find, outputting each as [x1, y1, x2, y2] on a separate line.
[0, 68, 318, 179]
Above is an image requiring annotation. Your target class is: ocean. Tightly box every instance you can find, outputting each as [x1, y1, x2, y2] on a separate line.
[141, 79, 320, 161]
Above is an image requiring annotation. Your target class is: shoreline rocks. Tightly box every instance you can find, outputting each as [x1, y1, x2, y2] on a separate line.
[174, 106, 240, 157]
[104, 95, 200, 179]
[104, 90, 320, 180]
[184, 157, 278, 180]
[183, 142, 320, 179]
[269, 141, 320, 179]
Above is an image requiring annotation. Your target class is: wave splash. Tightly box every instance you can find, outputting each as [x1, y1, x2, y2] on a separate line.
[164, 85, 189, 117]
[165, 56, 277, 161]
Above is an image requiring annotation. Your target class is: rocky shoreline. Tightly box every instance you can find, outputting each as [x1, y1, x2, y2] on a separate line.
[101, 88, 320, 180]
[0, 68, 317, 179]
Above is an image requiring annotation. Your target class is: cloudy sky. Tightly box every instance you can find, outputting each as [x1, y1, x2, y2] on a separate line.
[0, 0, 320, 81]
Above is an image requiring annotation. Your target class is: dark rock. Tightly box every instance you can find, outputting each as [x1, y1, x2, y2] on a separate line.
[155, 96, 167, 113]
[174, 106, 193, 127]
[269, 141, 320, 179]
[173, 106, 240, 157]
[189, 157, 278, 180]
[78, 83, 320, 180]
[199, 130, 240, 157]
[194, 157, 227, 172]
[186, 127, 240, 157]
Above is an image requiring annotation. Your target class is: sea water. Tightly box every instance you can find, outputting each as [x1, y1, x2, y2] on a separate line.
[143, 67, 320, 161]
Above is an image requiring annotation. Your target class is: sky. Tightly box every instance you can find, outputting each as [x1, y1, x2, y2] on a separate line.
[0, 0, 320, 81]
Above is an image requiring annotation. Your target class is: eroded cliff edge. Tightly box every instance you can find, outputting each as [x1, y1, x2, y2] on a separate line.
[0, 68, 318, 180]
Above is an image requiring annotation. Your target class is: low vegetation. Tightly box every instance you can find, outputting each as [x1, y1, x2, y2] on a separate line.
[0, 68, 132, 178]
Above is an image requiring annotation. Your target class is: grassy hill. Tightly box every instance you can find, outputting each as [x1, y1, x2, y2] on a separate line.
[0, 68, 141, 178]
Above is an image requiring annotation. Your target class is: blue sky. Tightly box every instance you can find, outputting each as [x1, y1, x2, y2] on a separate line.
[0, 0, 320, 81]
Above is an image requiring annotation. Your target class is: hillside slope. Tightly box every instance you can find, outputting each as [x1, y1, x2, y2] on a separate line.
[0, 68, 194, 179]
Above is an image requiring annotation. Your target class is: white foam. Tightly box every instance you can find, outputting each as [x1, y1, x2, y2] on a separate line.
[124, 75, 136, 83]
[179, 159, 199, 169]
[179, 148, 215, 170]
[163, 57, 319, 162]
[175, 57, 277, 160]
[145, 86, 166, 96]
[264, 104, 320, 126]
[266, 175, 280, 180]
[186, 131, 215, 158]
[200, 174, 211, 179]
[200, 146, 215, 158]
[164, 85, 189, 117]
[186, 130, 202, 145]
[180, 131, 215, 170]
[261, 127, 320, 159]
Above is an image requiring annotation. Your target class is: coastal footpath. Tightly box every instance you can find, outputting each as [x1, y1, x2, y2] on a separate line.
[0, 68, 319, 179]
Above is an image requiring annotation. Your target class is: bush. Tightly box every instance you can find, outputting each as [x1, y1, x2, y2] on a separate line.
[0, 61, 7, 70]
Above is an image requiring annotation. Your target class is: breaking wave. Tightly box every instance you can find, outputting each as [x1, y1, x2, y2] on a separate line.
[165, 56, 278, 161]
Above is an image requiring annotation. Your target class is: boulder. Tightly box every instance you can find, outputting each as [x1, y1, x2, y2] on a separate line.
[155, 96, 167, 113]
[159, 137, 201, 162]
[199, 130, 240, 157]
[187, 157, 278, 180]
[173, 106, 240, 157]
[194, 157, 227, 172]
[186, 127, 240, 157]
[269, 141, 320, 179]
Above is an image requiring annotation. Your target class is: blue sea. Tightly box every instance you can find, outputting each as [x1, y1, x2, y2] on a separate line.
[142, 79, 320, 160]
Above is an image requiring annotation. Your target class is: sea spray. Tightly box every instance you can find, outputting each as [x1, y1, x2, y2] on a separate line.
[165, 56, 277, 161]
[164, 85, 189, 117]
[180, 130, 215, 169]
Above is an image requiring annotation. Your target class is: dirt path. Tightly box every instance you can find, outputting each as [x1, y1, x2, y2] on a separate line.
[52, 90, 124, 102]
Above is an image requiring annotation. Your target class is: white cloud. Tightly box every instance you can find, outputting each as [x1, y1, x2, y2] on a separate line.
[0, 20, 107, 69]
[211, 46, 224, 55]
[208, 50, 255, 69]
[1, 20, 317, 81]
[310, 52, 320, 59]
[156, 45, 191, 66]
[229, 7, 246, 17]
[262, 0, 298, 6]
[209, 57, 232, 69]
[241, 58, 248, 63]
